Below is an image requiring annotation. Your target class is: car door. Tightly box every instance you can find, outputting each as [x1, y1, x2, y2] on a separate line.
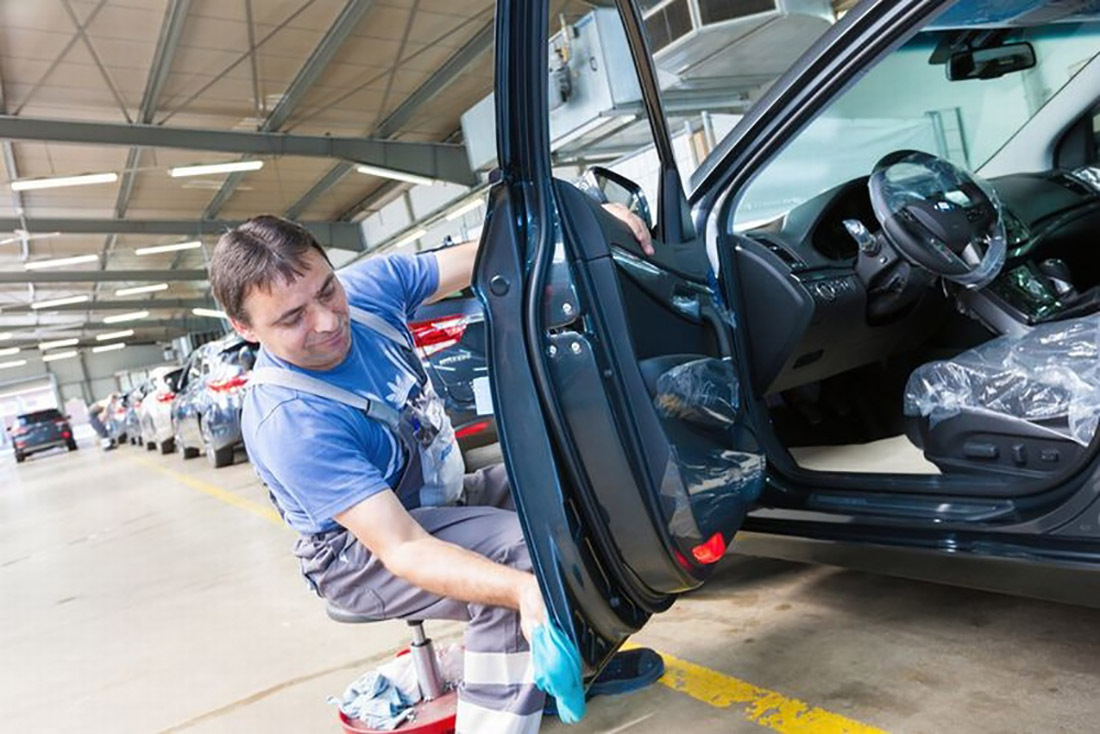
[479, 0, 780, 674]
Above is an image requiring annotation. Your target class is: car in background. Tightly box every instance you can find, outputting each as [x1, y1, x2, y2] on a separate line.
[140, 366, 183, 454]
[173, 334, 257, 468]
[412, 287, 497, 455]
[10, 408, 76, 463]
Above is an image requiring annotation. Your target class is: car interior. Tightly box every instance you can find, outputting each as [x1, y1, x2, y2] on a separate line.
[556, 6, 1100, 504]
[723, 19, 1100, 487]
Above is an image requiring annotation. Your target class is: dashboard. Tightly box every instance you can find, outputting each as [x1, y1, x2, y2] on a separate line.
[731, 169, 1100, 396]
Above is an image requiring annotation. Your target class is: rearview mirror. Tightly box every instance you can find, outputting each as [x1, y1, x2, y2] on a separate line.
[580, 166, 654, 231]
[947, 43, 1036, 81]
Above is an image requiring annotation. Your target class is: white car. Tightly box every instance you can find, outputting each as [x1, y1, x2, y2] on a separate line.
[139, 366, 183, 454]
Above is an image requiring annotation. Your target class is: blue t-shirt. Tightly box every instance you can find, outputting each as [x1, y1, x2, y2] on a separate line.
[242, 252, 440, 534]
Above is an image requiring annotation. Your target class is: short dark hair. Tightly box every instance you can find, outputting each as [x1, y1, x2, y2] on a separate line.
[210, 215, 333, 326]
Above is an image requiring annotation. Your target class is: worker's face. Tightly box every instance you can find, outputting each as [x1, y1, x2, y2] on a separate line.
[231, 249, 351, 371]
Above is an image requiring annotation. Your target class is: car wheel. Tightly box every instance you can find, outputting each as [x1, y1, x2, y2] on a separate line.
[182, 444, 200, 459]
[208, 443, 234, 468]
[66, 440, 77, 451]
[14, 452, 24, 463]
[146, 441, 157, 451]
[160, 437, 176, 455]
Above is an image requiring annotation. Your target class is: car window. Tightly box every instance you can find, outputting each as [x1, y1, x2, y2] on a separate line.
[629, 0, 838, 192]
[730, 19, 1100, 229]
[17, 409, 62, 426]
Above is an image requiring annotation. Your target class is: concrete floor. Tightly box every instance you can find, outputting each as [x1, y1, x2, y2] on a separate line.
[3, 438, 1100, 733]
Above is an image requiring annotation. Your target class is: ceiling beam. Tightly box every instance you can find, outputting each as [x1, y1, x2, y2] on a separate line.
[4, 297, 212, 313]
[0, 269, 207, 284]
[0, 116, 476, 186]
[374, 20, 493, 140]
[285, 20, 492, 219]
[204, 0, 377, 218]
[0, 218, 364, 249]
[100, 0, 192, 307]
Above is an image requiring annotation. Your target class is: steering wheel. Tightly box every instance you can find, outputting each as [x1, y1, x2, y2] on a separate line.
[869, 150, 1006, 289]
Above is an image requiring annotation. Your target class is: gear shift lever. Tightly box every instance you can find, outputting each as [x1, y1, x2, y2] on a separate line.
[1037, 258, 1076, 299]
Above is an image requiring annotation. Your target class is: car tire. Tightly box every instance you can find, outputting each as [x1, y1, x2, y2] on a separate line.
[208, 443, 234, 468]
[66, 440, 77, 451]
[146, 441, 157, 451]
[182, 444, 200, 459]
[15, 452, 24, 463]
[160, 437, 175, 455]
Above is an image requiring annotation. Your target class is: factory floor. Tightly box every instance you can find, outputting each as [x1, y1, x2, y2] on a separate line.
[3, 438, 1099, 734]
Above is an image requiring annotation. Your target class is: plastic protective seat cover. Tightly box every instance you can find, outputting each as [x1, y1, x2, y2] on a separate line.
[905, 314, 1100, 445]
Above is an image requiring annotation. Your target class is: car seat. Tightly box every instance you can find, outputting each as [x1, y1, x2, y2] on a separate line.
[904, 314, 1100, 476]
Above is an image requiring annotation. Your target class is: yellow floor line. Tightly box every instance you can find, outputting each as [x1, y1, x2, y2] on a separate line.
[135, 453, 886, 733]
[625, 642, 889, 734]
[130, 454, 287, 530]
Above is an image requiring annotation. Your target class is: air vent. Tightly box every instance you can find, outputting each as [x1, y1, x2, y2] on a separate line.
[758, 236, 805, 270]
[644, 0, 693, 53]
[698, 0, 777, 25]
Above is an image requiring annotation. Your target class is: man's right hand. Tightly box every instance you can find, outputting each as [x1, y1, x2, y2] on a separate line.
[518, 573, 548, 644]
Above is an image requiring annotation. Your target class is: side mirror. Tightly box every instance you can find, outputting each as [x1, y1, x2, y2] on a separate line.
[947, 42, 1036, 81]
[579, 166, 654, 231]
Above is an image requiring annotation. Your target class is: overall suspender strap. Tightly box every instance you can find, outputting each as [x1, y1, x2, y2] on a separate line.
[248, 367, 402, 431]
[348, 306, 412, 349]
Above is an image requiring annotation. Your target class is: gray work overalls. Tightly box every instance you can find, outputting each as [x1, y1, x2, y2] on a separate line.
[249, 306, 546, 734]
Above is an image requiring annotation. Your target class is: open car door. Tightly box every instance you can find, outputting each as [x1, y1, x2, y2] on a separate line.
[475, 0, 766, 675]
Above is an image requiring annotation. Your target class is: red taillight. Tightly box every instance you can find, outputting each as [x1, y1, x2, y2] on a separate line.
[208, 374, 250, 393]
[15, 440, 25, 448]
[411, 315, 468, 358]
[691, 532, 727, 565]
[61, 430, 71, 439]
[156, 392, 176, 403]
[455, 420, 491, 440]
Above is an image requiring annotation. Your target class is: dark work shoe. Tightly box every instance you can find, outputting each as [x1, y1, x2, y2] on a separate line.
[543, 647, 664, 717]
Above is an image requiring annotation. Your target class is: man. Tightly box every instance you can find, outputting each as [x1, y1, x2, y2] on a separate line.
[211, 210, 660, 733]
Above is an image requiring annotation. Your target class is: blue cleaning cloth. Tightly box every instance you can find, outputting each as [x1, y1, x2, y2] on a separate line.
[327, 670, 415, 731]
[531, 623, 586, 724]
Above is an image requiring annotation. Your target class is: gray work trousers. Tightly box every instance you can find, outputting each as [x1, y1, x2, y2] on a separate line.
[295, 464, 546, 734]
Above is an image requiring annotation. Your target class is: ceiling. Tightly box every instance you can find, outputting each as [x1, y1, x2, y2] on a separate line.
[0, 0, 507, 347]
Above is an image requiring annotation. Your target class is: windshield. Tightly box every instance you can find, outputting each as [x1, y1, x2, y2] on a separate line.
[731, 19, 1100, 229]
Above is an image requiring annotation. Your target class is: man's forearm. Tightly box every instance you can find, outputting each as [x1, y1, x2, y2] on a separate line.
[384, 533, 530, 610]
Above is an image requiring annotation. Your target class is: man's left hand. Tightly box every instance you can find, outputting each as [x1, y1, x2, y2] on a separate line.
[601, 203, 654, 256]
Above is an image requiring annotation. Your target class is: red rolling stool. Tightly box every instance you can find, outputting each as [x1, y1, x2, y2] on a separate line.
[327, 602, 458, 734]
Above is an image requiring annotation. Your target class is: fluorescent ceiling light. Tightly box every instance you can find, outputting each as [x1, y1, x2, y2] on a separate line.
[103, 311, 149, 324]
[0, 359, 26, 370]
[92, 342, 126, 353]
[0, 231, 61, 246]
[24, 254, 99, 270]
[0, 333, 10, 340]
[31, 295, 90, 310]
[169, 160, 264, 178]
[96, 329, 134, 342]
[135, 240, 201, 256]
[192, 307, 227, 319]
[356, 164, 437, 187]
[115, 283, 168, 297]
[445, 199, 485, 221]
[43, 350, 78, 363]
[11, 172, 118, 192]
[38, 338, 78, 351]
[392, 228, 428, 250]
[0, 347, 19, 358]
